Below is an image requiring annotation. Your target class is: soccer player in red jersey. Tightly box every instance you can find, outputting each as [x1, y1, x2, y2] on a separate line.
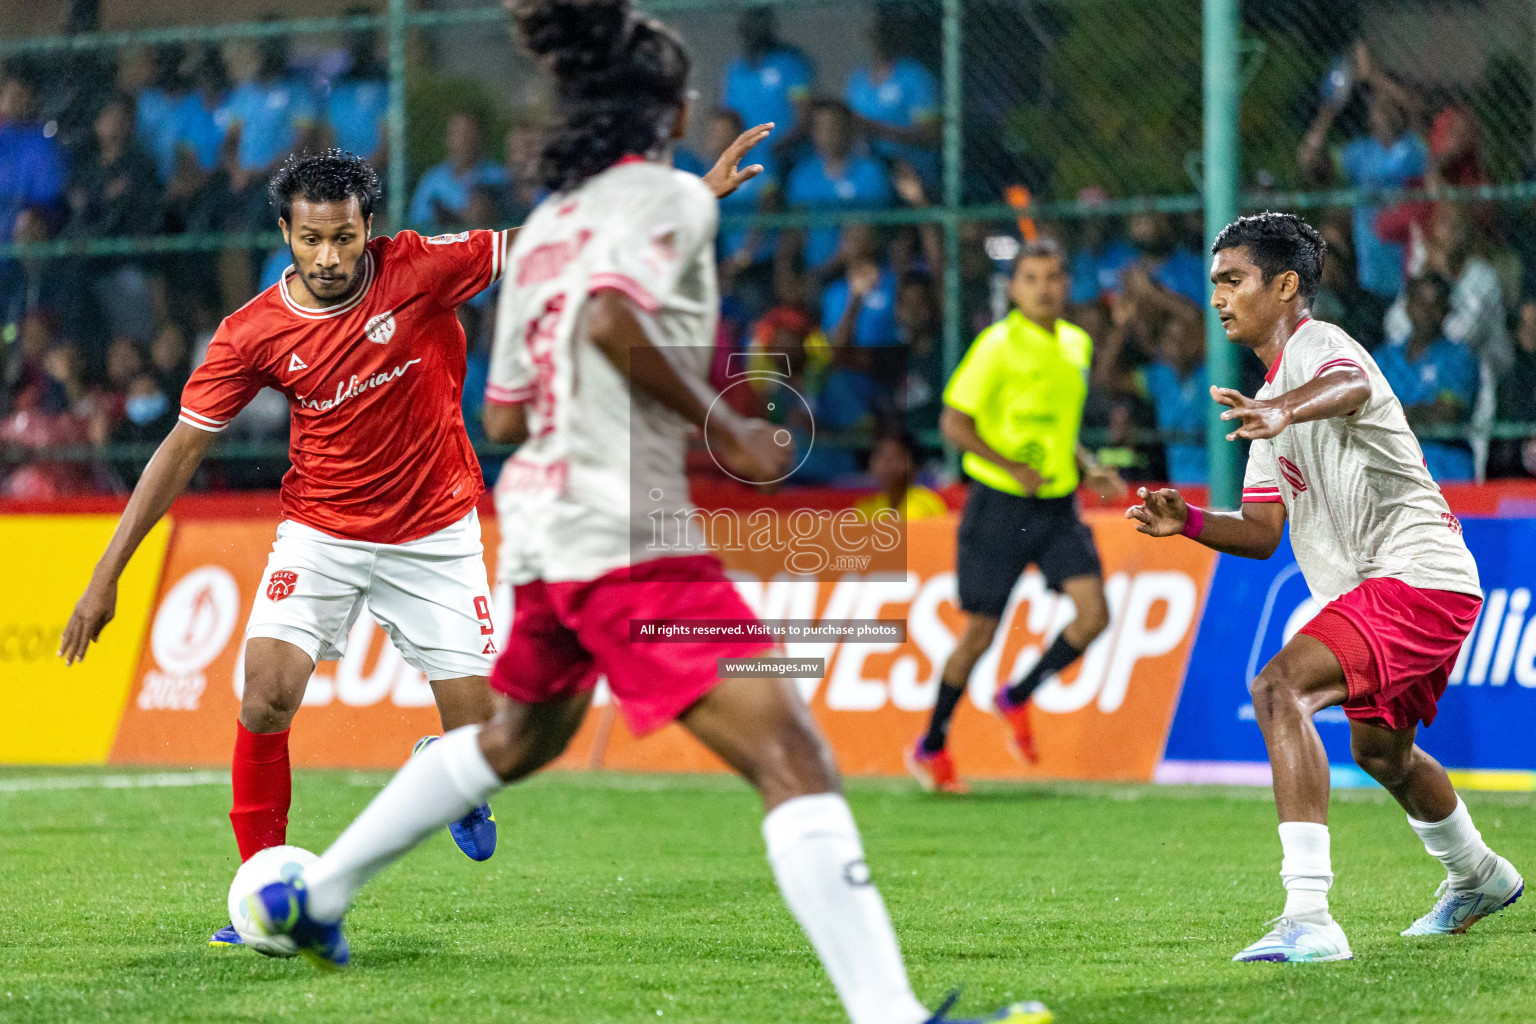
[1129, 213, 1521, 962]
[239, 2, 1051, 1021]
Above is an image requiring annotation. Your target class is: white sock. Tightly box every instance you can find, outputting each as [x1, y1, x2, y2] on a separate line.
[304, 725, 502, 922]
[762, 794, 929, 1024]
[1278, 821, 1333, 922]
[1408, 797, 1498, 890]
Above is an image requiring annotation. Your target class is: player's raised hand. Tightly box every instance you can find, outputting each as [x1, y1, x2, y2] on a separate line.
[1212, 385, 1290, 440]
[701, 123, 772, 199]
[1125, 486, 1189, 537]
[58, 576, 117, 665]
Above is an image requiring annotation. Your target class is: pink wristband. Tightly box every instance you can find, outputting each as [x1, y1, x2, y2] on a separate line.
[1180, 504, 1206, 540]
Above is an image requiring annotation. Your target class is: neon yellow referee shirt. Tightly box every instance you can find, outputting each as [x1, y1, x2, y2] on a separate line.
[942, 309, 1092, 499]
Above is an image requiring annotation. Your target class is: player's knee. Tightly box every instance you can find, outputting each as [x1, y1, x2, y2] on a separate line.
[477, 716, 550, 781]
[239, 668, 305, 731]
[1351, 743, 1412, 788]
[748, 720, 840, 806]
[1248, 664, 1305, 720]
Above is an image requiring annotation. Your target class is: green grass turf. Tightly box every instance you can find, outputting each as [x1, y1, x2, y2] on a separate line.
[0, 768, 1532, 1024]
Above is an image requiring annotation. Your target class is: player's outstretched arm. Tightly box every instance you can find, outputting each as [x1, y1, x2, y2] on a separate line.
[59, 422, 218, 664]
[700, 122, 772, 199]
[584, 289, 791, 484]
[1211, 364, 1370, 441]
[1126, 486, 1286, 560]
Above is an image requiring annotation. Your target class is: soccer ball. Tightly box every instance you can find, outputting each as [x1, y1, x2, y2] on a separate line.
[227, 845, 319, 957]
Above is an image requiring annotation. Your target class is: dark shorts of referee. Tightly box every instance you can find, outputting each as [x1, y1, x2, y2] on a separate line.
[956, 482, 1103, 619]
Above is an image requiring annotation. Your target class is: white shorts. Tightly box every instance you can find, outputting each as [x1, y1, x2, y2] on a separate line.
[246, 510, 497, 681]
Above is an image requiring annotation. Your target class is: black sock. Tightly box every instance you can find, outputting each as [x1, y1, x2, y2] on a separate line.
[920, 682, 966, 753]
[1005, 634, 1085, 706]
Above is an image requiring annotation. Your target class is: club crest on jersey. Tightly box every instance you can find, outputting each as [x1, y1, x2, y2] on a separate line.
[1277, 455, 1308, 498]
[426, 231, 469, 245]
[266, 570, 298, 601]
[364, 310, 396, 345]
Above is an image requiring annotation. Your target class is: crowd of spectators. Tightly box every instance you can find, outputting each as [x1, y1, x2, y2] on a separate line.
[2, 12, 1535, 497]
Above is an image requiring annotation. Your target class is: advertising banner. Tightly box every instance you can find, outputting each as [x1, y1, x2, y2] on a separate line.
[1162, 519, 1536, 787]
[0, 515, 169, 764]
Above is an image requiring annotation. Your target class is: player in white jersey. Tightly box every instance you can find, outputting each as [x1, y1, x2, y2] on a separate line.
[1129, 213, 1522, 963]
[240, 1, 1050, 1020]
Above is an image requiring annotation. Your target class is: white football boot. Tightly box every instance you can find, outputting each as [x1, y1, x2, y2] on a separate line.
[1401, 856, 1524, 936]
[1232, 915, 1353, 963]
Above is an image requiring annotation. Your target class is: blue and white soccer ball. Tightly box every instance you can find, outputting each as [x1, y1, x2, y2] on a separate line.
[227, 844, 319, 957]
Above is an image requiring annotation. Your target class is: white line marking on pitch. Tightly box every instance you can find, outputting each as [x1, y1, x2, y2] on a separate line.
[0, 771, 229, 793]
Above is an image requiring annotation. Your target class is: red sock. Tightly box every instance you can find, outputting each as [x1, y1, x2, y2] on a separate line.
[230, 723, 291, 862]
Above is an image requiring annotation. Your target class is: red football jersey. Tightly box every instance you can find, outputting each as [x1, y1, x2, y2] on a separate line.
[180, 228, 510, 543]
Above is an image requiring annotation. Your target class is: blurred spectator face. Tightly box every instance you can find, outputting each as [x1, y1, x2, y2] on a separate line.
[1406, 277, 1450, 343]
[1009, 253, 1068, 325]
[106, 337, 144, 388]
[282, 196, 371, 303]
[870, 15, 906, 63]
[43, 344, 83, 389]
[869, 436, 914, 492]
[505, 124, 542, 177]
[463, 185, 501, 228]
[839, 223, 879, 264]
[117, 47, 154, 92]
[258, 35, 289, 82]
[1429, 206, 1472, 266]
[446, 114, 483, 169]
[1519, 300, 1536, 354]
[192, 49, 229, 98]
[93, 97, 133, 154]
[1128, 213, 1175, 258]
[810, 104, 853, 162]
[1368, 96, 1408, 145]
[0, 76, 38, 123]
[222, 40, 259, 85]
[1319, 217, 1354, 293]
[895, 279, 935, 337]
[13, 207, 51, 245]
[707, 110, 745, 159]
[1157, 315, 1204, 374]
[18, 313, 55, 362]
[150, 324, 188, 373]
[123, 374, 170, 427]
[738, 8, 776, 55]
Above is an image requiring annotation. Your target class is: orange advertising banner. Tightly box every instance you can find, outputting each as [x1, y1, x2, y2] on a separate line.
[110, 511, 1216, 783]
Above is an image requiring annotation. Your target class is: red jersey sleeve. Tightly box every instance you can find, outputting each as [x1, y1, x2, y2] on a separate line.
[179, 320, 266, 432]
[396, 228, 511, 310]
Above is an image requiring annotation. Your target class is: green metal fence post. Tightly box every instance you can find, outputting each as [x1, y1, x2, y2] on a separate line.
[941, 0, 963, 473]
[387, 0, 409, 230]
[1203, 0, 1241, 508]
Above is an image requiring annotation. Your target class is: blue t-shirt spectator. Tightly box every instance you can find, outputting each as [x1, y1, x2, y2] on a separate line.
[137, 86, 185, 180]
[409, 159, 509, 229]
[821, 267, 899, 346]
[673, 148, 709, 177]
[222, 79, 317, 172]
[723, 49, 813, 137]
[1339, 134, 1428, 297]
[846, 57, 939, 185]
[717, 157, 776, 265]
[0, 122, 65, 242]
[1374, 333, 1479, 482]
[1069, 240, 1137, 305]
[174, 93, 230, 172]
[1146, 249, 1209, 308]
[259, 248, 291, 291]
[327, 79, 389, 160]
[785, 155, 892, 270]
[1141, 360, 1209, 483]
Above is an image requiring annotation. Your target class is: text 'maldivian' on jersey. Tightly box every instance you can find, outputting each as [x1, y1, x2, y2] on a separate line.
[1241, 317, 1481, 605]
[486, 159, 720, 585]
[179, 229, 510, 544]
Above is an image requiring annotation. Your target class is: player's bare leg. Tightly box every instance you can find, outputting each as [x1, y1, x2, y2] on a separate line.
[679, 676, 936, 1024]
[909, 613, 997, 792]
[1233, 632, 1353, 962]
[428, 676, 495, 730]
[996, 574, 1110, 764]
[1350, 719, 1524, 935]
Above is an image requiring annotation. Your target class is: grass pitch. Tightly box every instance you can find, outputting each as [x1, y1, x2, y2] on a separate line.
[0, 768, 1532, 1024]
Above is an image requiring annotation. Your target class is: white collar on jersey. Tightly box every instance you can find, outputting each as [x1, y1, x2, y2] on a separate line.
[279, 250, 376, 320]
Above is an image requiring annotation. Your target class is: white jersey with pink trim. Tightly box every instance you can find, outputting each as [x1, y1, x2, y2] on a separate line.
[486, 159, 719, 584]
[1241, 317, 1481, 604]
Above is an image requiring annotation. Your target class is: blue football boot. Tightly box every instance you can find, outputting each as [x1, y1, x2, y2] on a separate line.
[241, 877, 350, 971]
[208, 923, 244, 947]
[925, 990, 1053, 1024]
[413, 735, 497, 861]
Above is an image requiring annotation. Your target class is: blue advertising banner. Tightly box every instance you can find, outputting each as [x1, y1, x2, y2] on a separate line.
[1161, 519, 1536, 785]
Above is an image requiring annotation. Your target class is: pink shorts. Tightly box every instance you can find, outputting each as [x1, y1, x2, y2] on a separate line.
[489, 555, 772, 736]
[1299, 576, 1482, 732]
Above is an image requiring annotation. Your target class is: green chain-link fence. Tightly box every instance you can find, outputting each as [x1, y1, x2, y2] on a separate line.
[3, 0, 1535, 496]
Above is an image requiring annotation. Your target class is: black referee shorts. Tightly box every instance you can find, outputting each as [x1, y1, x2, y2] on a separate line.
[955, 482, 1103, 619]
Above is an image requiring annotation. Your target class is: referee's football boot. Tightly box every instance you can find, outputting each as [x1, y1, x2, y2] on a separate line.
[241, 876, 350, 970]
[924, 990, 1052, 1024]
[413, 735, 497, 861]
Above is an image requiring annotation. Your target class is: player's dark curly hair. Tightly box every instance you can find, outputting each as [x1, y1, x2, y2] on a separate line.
[267, 149, 382, 224]
[1211, 211, 1326, 302]
[513, 0, 691, 193]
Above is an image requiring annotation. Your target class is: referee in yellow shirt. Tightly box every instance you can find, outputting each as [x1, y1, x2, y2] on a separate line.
[906, 239, 1125, 793]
